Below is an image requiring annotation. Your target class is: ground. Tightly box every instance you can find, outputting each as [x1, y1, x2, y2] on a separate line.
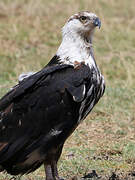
[0, 0, 135, 179]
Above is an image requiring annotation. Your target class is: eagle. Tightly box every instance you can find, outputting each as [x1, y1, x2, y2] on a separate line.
[0, 11, 105, 180]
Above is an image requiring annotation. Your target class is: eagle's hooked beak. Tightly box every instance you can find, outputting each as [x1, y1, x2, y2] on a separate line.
[93, 17, 101, 29]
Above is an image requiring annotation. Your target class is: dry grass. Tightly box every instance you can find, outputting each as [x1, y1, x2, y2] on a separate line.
[0, 0, 135, 179]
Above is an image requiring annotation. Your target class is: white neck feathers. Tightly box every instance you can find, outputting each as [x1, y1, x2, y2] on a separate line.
[56, 22, 96, 68]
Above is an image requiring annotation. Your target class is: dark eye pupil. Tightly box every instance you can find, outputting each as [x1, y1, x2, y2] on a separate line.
[81, 16, 87, 20]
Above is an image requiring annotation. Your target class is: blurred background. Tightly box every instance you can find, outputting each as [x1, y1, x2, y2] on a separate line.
[0, 0, 135, 179]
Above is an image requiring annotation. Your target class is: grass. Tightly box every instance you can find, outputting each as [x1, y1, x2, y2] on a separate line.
[0, 0, 135, 179]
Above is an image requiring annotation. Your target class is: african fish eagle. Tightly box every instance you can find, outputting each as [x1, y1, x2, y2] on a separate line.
[0, 11, 105, 180]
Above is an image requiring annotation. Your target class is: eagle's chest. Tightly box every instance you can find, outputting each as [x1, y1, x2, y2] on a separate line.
[78, 70, 105, 123]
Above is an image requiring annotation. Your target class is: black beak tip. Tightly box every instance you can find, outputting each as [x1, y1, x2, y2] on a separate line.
[94, 18, 101, 29]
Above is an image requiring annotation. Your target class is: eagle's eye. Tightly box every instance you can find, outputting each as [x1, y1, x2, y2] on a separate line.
[80, 16, 87, 23]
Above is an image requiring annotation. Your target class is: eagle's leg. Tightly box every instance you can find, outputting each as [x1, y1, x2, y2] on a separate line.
[45, 161, 62, 180]
[45, 164, 54, 180]
[51, 145, 64, 180]
[51, 160, 60, 180]
[45, 144, 64, 180]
